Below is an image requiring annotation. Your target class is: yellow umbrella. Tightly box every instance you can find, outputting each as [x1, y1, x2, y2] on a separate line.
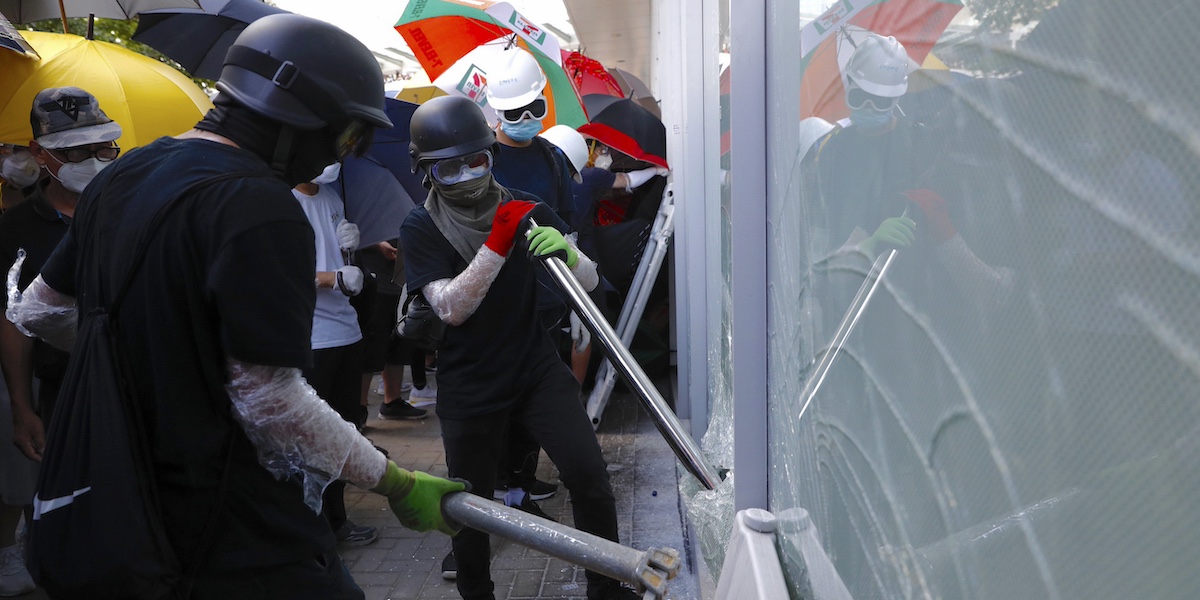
[0, 30, 212, 150]
[393, 85, 445, 105]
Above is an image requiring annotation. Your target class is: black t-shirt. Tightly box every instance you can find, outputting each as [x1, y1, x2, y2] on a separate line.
[0, 179, 71, 381]
[41, 137, 332, 572]
[493, 138, 576, 226]
[400, 200, 568, 419]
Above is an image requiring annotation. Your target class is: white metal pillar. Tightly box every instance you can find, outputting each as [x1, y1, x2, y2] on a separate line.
[730, 0, 769, 510]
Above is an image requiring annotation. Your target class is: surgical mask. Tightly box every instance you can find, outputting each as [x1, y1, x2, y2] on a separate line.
[2, 150, 40, 189]
[850, 106, 894, 132]
[432, 174, 493, 207]
[311, 162, 341, 185]
[51, 157, 108, 194]
[501, 118, 543, 143]
[592, 153, 613, 170]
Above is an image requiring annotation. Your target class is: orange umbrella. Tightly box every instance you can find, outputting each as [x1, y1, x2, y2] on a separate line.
[0, 30, 212, 150]
[799, 0, 962, 122]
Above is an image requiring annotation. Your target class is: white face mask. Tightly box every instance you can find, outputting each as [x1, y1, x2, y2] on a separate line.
[2, 149, 40, 189]
[52, 157, 109, 194]
[311, 162, 342, 185]
[593, 153, 613, 170]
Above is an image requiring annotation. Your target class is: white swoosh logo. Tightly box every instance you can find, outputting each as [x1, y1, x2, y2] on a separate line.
[32, 487, 92, 520]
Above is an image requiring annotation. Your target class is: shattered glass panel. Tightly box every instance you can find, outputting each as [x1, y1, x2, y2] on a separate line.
[766, 0, 1200, 598]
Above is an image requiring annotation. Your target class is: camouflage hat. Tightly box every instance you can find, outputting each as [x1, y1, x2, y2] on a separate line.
[29, 86, 122, 150]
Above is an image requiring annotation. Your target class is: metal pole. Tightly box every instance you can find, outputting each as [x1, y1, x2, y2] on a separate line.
[795, 246, 899, 423]
[530, 219, 723, 490]
[441, 492, 681, 598]
[586, 189, 676, 427]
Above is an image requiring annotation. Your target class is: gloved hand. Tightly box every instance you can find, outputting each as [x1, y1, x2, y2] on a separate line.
[862, 216, 916, 256]
[526, 226, 578, 268]
[568, 310, 590, 353]
[655, 167, 670, 177]
[903, 189, 956, 243]
[484, 200, 538, 256]
[335, 265, 364, 296]
[336, 219, 360, 251]
[372, 460, 467, 536]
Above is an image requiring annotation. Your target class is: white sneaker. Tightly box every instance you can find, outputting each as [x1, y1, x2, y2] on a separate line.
[0, 544, 35, 597]
[409, 376, 437, 406]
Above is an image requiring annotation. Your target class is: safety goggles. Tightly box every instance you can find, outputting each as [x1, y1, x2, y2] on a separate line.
[334, 120, 374, 159]
[498, 96, 548, 124]
[846, 87, 897, 111]
[50, 144, 120, 163]
[429, 149, 493, 185]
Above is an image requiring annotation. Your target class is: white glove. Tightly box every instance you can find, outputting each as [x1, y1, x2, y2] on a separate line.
[568, 311, 590, 353]
[655, 167, 670, 177]
[624, 167, 660, 191]
[336, 265, 364, 296]
[336, 219, 360, 251]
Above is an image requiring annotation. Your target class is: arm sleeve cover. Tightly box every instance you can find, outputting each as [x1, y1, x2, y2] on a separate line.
[423, 246, 506, 326]
[6, 254, 77, 352]
[568, 235, 599, 292]
[932, 234, 1017, 310]
[225, 358, 387, 513]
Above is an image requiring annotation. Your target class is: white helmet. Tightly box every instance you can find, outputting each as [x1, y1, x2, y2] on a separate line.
[538, 124, 588, 181]
[842, 33, 909, 98]
[485, 47, 547, 110]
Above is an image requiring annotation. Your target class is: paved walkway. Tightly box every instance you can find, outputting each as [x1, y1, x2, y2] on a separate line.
[13, 376, 707, 599]
[340, 375, 708, 600]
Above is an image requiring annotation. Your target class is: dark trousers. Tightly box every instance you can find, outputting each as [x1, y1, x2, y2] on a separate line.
[302, 340, 365, 530]
[441, 358, 619, 600]
[190, 546, 363, 600]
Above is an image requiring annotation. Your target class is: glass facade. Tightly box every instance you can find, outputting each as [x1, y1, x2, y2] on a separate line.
[682, 0, 1200, 597]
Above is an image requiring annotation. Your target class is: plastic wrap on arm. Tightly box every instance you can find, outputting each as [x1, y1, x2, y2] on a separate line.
[568, 233, 599, 292]
[6, 252, 77, 352]
[932, 234, 1017, 310]
[224, 358, 387, 513]
[423, 246, 505, 326]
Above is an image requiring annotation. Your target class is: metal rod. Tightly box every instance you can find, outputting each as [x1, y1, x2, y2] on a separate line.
[441, 492, 680, 598]
[586, 190, 675, 427]
[530, 219, 722, 490]
[795, 246, 899, 424]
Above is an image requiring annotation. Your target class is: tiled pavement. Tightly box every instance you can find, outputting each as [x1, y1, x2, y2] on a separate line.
[13, 376, 709, 600]
[340, 375, 709, 600]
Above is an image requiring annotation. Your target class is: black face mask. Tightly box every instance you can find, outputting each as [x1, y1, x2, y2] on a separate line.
[196, 96, 338, 187]
[280, 127, 339, 188]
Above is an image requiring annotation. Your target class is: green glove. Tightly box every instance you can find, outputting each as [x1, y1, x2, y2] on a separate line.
[526, 225, 578, 267]
[372, 460, 466, 536]
[862, 216, 916, 256]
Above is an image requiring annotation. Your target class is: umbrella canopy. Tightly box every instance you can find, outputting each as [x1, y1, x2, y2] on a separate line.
[1, 10, 36, 56]
[337, 156, 417, 248]
[392, 84, 445, 105]
[798, 0, 962, 122]
[578, 94, 668, 169]
[132, 0, 287, 80]
[0, 0, 199, 23]
[0, 30, 212, 150]
[562, 49, 623, 99]
[356, 97, 426, 203]
[395, 0, 586, 128]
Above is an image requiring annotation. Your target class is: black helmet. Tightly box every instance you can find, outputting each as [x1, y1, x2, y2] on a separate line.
[409, 95, 496, 173]
[217, 14, 391, 132]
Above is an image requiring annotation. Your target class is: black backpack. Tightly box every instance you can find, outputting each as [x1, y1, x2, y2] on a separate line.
[28, 171, 251, 599]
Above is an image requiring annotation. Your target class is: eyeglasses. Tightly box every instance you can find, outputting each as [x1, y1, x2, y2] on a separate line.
[429, 150, 493, 185]
[334, 120, 374, 159]
[49, 144, 120, 163]
[846, 87, 897, 111]
[498, 96, 548, 124]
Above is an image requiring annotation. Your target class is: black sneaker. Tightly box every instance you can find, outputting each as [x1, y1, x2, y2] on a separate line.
[441, 551, 457, 580]
[335, 521, 377, 547]
[494, 478, 558, 501]
[587, 581, 642, 600]
[379, 399, 428, 420]
[509, 492, 555, 522]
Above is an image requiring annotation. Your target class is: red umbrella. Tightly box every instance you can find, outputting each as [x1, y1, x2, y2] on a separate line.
[562, 49, 623, 100]
[799, 0, 963, 122]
